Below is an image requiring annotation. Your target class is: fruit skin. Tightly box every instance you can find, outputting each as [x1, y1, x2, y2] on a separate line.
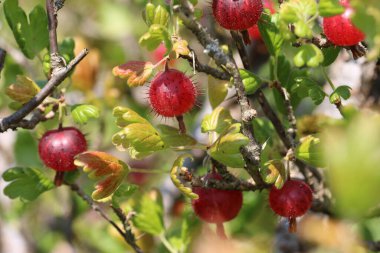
[38, 127, 87, 172]
[269, 179, 313, 218]
[192, 172, 243, 223]
[212, 0, 263, 31]
[149, 69, 196, 117]
[323, 0, 365, 46]
[248, 0, 276, 40]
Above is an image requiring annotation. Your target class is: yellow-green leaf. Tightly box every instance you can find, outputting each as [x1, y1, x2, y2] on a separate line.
[295, 135, 324, 167]
[261, 160, 287, 189]
[208, 75, 228, 108]
[170, 154, 198, 199]
[74, 151, 129, 201]
[113, 106, 149, 127]
[157, 124, 197, 148]
[201, 107, 234, 134]
[6, 75, 40, 103]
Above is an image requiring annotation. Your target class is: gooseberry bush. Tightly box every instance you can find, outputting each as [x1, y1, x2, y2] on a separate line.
[0, 0, 380, 252]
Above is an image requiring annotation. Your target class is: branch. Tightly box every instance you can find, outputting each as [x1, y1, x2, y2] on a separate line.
[364, 241, 380, 252]
[0, 49, 89, 133]
[68, 183, 143, 253]
[175, 0, 265, 186]
[46, 0, 59, 56]
[0, 48, 6, 76]
[180, 51, 230, 80]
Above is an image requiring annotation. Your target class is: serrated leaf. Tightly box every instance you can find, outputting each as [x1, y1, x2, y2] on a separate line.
[319, 0, 345, 17]
[143, 3, 155, 26]
[239, 69, 262, 95]
[112, 61, 154, 87]
[294, 44, 324, 68]
[295, 135, 324, 167]
[209, 124, 249, 168]
[309, 85, 326, 105]
[133, 190, 165, 235]
[279, 0, 317, 39]
[6, 75, 40, 104]
[2, 167, 54, 202]
[258, 13, 284, 56]
[261, 160, 287, 189]
[170, 154, 198, 199]
[201, 107, 234, 134]
[139, 24, 172, 51]
[113, 106, 150, 127]
[334, 85, 352, 100]
[71, 104, 100, 124]
[3, 0, 49, 59]
[112, 123, 165, 159]
[208, 75, 228, 108]
[156, 125, 197, 148]
[322, 46, 341, 66]
[74, 151, 129, 201]
[111, 184, 138, 208]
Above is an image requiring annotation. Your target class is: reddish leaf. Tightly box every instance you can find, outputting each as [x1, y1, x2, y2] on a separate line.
[112, 61, 154, 87]
[74, 151, 129, 201]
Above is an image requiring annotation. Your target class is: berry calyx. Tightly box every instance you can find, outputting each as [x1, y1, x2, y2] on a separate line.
[38, 127, 87, 186]
[192, 172, 243, 224]
[149, 68, 196, 118]
[269, 179, 313, 232]
[212, 0, 263, 31]
[323, 0, 365, 46]
[248, 0, 276, 40]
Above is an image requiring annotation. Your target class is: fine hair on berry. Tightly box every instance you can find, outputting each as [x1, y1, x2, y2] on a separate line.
[149, 68, 197, 117]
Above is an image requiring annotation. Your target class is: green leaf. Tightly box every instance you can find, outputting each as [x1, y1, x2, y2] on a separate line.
[258, 13, 284, 56]
[3, 0, 49, 59]
[209, 124, 249, 168]
[322, 46, 341, 66]
[143, 3, 155, 26]
[71, 104, 100, 124]
[295, 135, 324, 167]
[279, 0, 317, 39]
[322, 113, 380, 219]
[2, 167, 54, 202]
[113, 106, 150, 127]
[252, 118, 276, 144]
[319, 0, 345, 17]
[329, 92, 341, 104]
[111, 184, 138, 208]
[334, 85, 352, 100]
[170, 154, 199, 199]
[208, 75, 228, 108]
[144, 4, 169, 27]
[112, 123, 165, 159]
[156, 125, 197, 148]
[201, 107, 234, 134]
[133, 190, 165, 235]
[239, 69, 262, 95]
[293, 44, 324, 68]
[14, 130, 42, 167]
[309, 85, 326, 105]
[139, 24, 171, 51]
[261, 160, 287, 189]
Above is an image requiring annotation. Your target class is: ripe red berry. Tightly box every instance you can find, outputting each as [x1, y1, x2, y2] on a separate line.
[212, 0, 263, 31]
[39, 127, 87, 185]
[323, 0, 365, 46]
[269, 179, 313, 232]
[149, 69, 196, 117]
[192, 172, 243, 224]
[248, 0, 276, 40]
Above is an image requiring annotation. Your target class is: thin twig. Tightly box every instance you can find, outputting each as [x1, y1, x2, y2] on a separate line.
[175, 0, 265, 187]
[46, 0, 59, 56]
[0, 48, 6, 76]
[180, 51, 230, 80]
[0, 49, 88, 133]
[68, 184, 144, 253]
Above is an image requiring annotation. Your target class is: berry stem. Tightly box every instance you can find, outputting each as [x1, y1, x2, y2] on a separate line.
[288, 217, 297, 233]
[240, 30, 251, 45]
[216, 223, 228, 240]
[54, 171, 65, 186]
[176, 115, 187, 134]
